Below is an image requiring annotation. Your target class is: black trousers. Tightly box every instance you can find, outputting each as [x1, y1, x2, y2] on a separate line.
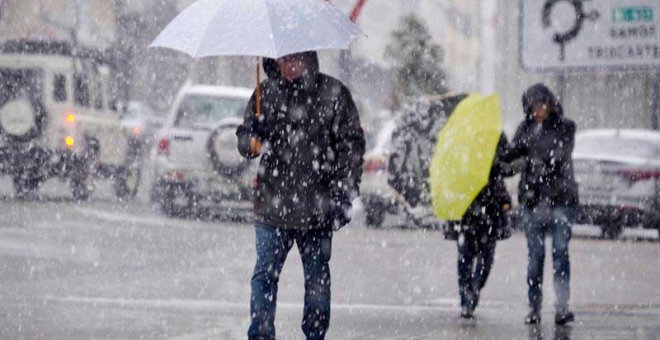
[457, 231, 496, 309]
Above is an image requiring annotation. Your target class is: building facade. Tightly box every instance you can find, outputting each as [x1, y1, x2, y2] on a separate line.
[0, 0, 116, 49]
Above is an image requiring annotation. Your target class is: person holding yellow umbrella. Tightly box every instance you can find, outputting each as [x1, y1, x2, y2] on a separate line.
[429, 94, 518, 319]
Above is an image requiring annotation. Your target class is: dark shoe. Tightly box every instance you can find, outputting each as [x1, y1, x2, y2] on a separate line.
[555, 311, 574, 325]
[460, 306, 474, 319]
[524, 310, 541, 324]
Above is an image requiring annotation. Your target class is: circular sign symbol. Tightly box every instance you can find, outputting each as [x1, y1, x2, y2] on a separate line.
[542, 0, 599, 61]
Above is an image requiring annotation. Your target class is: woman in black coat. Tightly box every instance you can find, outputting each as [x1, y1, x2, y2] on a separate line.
[446, 134, 514, 319]
[505, 83, 578, 325]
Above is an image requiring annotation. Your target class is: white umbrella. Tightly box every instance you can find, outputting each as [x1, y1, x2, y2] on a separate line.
[150, 0, 362, 154]
[149, 0, 362, 59]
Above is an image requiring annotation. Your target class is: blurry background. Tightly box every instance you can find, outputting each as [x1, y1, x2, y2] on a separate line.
[0, 0, 656, 133]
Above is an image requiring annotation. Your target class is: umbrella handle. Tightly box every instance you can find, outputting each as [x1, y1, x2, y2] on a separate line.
[256, 57, 262, 117]
[250, 57, 263, 156]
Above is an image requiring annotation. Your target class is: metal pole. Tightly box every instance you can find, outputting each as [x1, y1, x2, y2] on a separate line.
[651, 71, 659, 130]
[339, 50, 350, 87]
[480, 0, 497, 94]
[556, 73, 566, 105]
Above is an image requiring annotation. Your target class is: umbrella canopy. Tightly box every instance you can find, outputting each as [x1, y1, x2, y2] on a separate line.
[429, 94, 503, 221]
[149, 0, 363, 59]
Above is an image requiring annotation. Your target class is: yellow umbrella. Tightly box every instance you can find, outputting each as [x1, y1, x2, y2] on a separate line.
[429, 94, 502, 220]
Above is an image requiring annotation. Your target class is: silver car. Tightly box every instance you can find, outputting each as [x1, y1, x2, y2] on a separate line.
[573, 129, 660, 239]
[151, 85, 255, 218]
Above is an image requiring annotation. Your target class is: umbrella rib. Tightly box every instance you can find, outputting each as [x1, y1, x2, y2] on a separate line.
[194, 0, 233, 58]
[322, 1, 361, 50]
[262, 0, 280, 58]
[193, 0, 224, 58]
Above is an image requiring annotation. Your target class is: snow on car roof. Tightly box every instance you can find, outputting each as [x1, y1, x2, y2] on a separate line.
[577, 129, 660, 144]
[183, 85, 253, 99]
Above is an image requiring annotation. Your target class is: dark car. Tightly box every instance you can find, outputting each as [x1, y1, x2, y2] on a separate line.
[573, 129, 660, 239]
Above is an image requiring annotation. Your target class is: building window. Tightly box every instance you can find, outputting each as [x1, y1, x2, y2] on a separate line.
[53, 74, 67, 102]
[74, 73, 90, 107]
[93, 78, 104, 110]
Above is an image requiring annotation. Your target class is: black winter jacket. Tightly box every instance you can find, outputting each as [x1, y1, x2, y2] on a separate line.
[460, 134, 513, 235]
[236, 53, 365, 230]
[506, 83, 579, 209]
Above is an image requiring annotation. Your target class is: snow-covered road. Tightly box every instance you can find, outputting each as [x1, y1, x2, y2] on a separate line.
[0, 179, 659, 339]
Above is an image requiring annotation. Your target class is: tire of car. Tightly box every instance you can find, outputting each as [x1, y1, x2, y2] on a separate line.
[207, 122, 250, 178]
[160, 183, 196, 218]
[365, 198, 387, 228]
[69, 141, 99, 201]
[70, 161, 94, 201]
[13, 174, 39, 199]
[10, 147, 49, 198]
[114, 143, 142, 200]
[601, 218, 623, 240]
[0, 95, 46, 144]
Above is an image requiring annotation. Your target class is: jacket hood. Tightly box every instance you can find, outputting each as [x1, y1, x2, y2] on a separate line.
[262, 51, 320, 80]
[522, 83, 564, 121]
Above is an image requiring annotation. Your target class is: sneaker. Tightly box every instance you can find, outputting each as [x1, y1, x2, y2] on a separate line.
[555, 311, 574, 325]
[524, 310, 541, 324]
[460, 306, 474, 319]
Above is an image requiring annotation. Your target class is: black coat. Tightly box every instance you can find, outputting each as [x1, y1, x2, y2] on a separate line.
[460, 134, 513, 236]
[506, 83, 579, 209]
[236, 53, 365, 230]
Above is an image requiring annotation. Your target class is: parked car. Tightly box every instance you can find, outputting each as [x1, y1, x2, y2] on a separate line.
[361, 118, 398, 227]
[573, 129, 660, 239]
[0, 40, 141, 200]
[151, 85, 255, 218]
[120, 101, 165, 146]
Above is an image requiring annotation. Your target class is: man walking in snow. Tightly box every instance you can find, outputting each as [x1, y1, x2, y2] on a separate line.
[237, 51, 365, 340]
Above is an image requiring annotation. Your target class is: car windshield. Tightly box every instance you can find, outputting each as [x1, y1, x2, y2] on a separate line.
[124, 103, 155, 120]
[123, 106, 142, 119]
[175, 94, 247, 129]
[575, 135, 659, 159]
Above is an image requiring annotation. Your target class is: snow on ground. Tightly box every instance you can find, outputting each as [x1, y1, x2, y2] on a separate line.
[0, 176, 659, 339]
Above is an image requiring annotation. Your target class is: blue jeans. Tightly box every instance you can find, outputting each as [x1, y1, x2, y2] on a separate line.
[248, 222, 333, 340]
[523, 206, 576, 312]
[457, 232, 496, 309]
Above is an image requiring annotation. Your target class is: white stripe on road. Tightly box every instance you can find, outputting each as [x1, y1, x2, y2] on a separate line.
[44, 295, 457, 313]
[74, 206, 192, 228]
[166, 328, 240, 340]
[74, 206, 248, 229]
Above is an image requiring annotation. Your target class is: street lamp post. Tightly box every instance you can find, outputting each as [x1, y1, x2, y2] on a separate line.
[652, 72, 659, 130]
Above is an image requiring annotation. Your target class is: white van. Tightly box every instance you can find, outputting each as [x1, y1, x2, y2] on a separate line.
[0, 41, 140, 199]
